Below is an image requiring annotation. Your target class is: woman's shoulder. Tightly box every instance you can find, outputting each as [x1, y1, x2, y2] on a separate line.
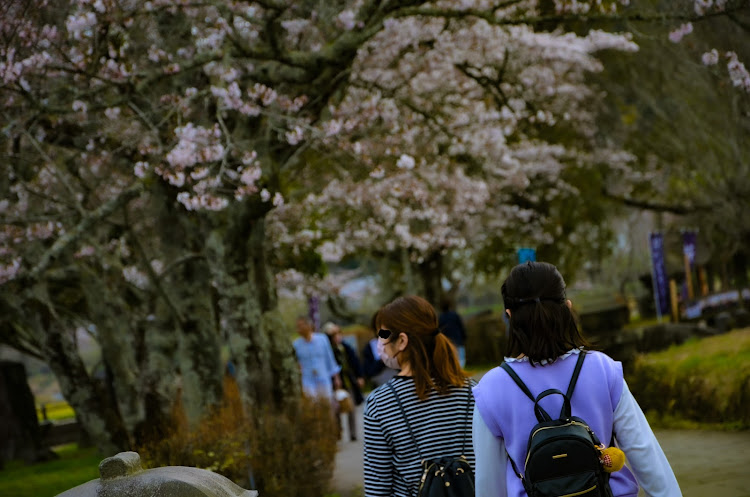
[474, 365, 506, 388]
[364, 377, 413, 414]
[583, 350, 621, 369]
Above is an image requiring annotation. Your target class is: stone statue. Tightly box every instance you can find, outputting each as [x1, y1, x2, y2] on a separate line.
[56, 451, 258, 497]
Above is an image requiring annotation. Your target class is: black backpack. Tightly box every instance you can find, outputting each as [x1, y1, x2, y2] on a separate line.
[386, 381, 475, 497]
[501, 352, 613, 497]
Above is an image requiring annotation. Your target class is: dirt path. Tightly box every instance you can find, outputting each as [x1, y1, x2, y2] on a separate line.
[648, 429, 750, 497]
[330, 403, 750, 497]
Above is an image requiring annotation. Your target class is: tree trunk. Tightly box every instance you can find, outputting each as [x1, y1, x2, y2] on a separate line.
[0, 361, 57, 465]
[80, 271, 143, 435]
[417, 251, 444, 307]
[134, 317, 180, 444]
[145, 183, 224, 426]
[174, 257, 223, 424]
[205, 204, 299, 409]
[32, 300, 129, 454]
[401, 248, 418, 295]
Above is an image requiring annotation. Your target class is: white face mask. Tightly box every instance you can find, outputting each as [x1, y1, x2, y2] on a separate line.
[380, 340, 402, 370]
[375, 339, 386, 360]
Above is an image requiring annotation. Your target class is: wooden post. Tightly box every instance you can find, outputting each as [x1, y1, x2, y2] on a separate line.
[684, 252, 695, 300]
[669, 279, 680, 322]
[698, 266, 709, 296]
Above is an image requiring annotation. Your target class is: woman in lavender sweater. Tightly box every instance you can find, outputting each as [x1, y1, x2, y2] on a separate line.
[472, 261, 682, 497]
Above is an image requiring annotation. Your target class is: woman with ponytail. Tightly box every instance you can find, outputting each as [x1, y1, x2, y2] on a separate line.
[363, 295, 476, 497]
[472, 262, 681, 497]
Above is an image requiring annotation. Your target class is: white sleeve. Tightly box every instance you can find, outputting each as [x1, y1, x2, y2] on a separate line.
[472, 406, 507, 497]
[614, 380, 682, 497]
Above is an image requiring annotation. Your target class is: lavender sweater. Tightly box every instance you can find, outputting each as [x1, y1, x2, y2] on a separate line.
[473, 350, 640, 497]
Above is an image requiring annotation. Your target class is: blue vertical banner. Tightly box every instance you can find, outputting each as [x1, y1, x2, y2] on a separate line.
[308, 295, 320, 332]
[517, 247, 536, 264]
[649, 233, 670, 318]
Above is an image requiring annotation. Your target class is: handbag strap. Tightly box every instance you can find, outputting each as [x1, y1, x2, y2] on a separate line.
[386, 378, 474, 460]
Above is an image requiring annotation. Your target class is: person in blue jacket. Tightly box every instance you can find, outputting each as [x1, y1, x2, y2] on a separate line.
[293, 316, 341, 399]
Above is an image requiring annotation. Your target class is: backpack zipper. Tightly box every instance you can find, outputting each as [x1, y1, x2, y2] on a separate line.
[558, 484, 597, 497]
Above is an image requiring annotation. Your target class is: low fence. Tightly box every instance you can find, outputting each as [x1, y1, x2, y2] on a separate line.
[39, 420, 83, 448]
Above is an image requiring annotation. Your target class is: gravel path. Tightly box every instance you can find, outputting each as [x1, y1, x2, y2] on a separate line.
[330, 402, 750, 497]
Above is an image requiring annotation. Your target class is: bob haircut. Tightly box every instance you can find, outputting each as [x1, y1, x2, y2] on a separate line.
[377, 295, 467, 399]
[501, 261, 590, 365]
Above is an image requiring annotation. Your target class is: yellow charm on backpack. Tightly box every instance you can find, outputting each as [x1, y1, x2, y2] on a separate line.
[598, 445, 626, 473]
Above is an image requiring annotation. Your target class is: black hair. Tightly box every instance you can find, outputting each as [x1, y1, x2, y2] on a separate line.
[501, 261, 589, 365]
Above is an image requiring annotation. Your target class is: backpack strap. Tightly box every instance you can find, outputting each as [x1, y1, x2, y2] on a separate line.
[459, 380, 472, 456]
[386, 379, 474, 459]
[500, 362, 534, 402]
[499, 362, 531, 483]
[563, 351, 586, 417]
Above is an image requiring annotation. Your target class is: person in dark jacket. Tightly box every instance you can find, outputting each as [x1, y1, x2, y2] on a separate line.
[323, 322, 365, 441]
[438, 297, 468, 367]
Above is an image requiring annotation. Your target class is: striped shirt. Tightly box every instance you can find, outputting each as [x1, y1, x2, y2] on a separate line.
[363, 375, 477, 497]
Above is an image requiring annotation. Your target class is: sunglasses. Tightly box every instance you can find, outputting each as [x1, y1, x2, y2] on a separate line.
[378, 328, 396, 340]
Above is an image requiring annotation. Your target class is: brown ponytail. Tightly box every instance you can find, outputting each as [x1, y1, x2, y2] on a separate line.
[378, 295, 468, 399]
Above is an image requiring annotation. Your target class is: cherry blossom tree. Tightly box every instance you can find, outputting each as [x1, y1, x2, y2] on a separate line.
[665, 0, 750, 93]
[1, 0, 747, 455]
[270, 18, 639, 303]
[2, 0, 443, 453]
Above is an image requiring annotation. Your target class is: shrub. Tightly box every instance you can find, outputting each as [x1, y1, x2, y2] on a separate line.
[627, 328, 750, 428]
[137, 376, 338, 497]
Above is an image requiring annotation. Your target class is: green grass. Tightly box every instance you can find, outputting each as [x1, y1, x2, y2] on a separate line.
[628, 328, 750, 430]
[0, 444, 101, 497]
[637, 328, 750, 376]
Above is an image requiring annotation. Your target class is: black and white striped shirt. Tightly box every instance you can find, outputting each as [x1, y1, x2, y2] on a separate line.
[363, 376, 477, 497]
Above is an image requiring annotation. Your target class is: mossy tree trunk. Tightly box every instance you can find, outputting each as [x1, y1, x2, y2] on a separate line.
[80, 269, 143, 436]
[31, 295, 130, 455]
[173, 256, 223, 425]
[206, 201, 299, 409]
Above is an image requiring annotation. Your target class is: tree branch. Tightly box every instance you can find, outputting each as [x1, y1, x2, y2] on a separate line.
[28, 182, 144, 281]
[602, 188, 716, 214]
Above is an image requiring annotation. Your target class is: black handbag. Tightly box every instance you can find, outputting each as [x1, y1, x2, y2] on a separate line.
[386, 381, 475, 497]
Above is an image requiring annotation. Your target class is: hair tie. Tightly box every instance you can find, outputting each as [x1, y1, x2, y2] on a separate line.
[506, 296, 565, 309]
[516, 297, 541, 304]
[432, 328, 440, 336]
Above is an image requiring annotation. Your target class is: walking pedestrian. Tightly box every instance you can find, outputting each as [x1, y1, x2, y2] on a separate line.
[363, 295, 475, 497]
[293, 316, 341, 399]
[438, 296, 468, 367]
[472, 261, 682, 497]
[324, 321, 365, 441]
